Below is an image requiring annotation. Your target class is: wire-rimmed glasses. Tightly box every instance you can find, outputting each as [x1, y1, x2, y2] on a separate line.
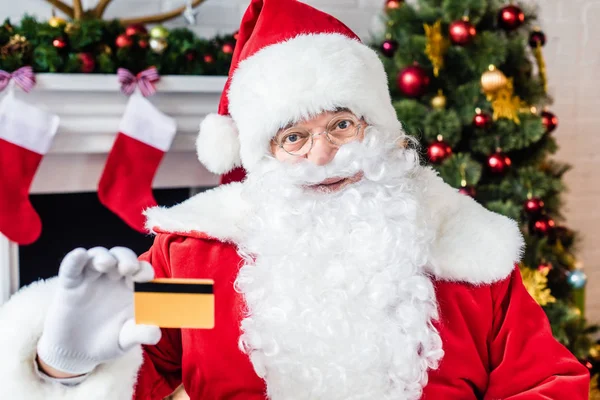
[272, 112, 364, 157]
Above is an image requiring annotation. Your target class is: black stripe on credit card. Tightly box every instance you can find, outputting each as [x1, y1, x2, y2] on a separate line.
[134, 282, 214, 294]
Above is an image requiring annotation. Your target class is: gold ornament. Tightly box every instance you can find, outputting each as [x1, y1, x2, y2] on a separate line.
[431, 90, 447, 109]
[519, 264, 556, 306]
[99, 44, 112, 55]
[150, 25, 169, 39]
[481, 65, 508, 96]
[65, 22, 79, 35]
[424, 20, 449, 77]
[0, 34, 30, 57]
[48, 16, 67, 28]
[150, 37, 168, 54]
[491, 78, 524, 124]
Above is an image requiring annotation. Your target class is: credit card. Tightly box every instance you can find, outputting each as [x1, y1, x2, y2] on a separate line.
[134, 278, 214, 329]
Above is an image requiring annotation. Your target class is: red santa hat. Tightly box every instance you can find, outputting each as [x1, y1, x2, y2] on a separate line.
[196, 0, 401, 178]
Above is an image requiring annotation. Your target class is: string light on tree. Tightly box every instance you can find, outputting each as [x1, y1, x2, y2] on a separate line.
[541, 110, 558, 133]
[380, 38, 398, 58]
[487, 150, 512, 174]
[204, 54, 215, 64]
[397, 64, 430, 98]
[498, 4, 525, 31]
[427, 135, 452, 164]
[449, 17, 477, 46]
[473, 108, 492, 129]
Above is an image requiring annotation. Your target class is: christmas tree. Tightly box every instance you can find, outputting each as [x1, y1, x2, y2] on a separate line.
[376, 0, 599, 390]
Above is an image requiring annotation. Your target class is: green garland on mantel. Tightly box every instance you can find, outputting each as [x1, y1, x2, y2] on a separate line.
[0, 15, 235, 75]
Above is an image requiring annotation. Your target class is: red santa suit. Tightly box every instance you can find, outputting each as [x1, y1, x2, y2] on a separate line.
[0, 0, 589, 399]
[125, 180, 587, 400]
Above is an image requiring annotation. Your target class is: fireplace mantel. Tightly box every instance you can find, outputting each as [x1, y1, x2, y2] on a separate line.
[0, 73, 226, 303]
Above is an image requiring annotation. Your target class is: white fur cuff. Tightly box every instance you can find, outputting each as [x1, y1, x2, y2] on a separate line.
[0, 279, 143, 399]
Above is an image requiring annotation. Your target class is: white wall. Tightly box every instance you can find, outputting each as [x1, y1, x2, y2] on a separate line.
[3, 0, 600, 323]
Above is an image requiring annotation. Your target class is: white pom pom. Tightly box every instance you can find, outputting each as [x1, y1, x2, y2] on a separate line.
[196, 113, 241, 174]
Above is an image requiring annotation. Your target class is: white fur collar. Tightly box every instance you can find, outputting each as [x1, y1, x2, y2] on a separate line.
[144, 168, 524, 285]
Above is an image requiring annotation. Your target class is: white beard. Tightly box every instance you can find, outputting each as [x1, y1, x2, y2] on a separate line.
[234, 128, 444, 400]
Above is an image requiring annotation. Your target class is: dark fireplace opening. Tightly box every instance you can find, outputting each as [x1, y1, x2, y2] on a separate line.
[19, 188, 206, 287]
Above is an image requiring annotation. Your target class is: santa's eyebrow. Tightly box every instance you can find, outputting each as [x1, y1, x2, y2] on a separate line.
[279, 108, 354, 131]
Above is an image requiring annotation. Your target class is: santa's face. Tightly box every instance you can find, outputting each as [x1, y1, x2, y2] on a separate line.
[269, 109, 366, 193]
[235, 123, 444, 400]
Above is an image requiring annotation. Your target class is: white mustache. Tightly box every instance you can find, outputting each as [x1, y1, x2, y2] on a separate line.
[253, 127, 416, 188]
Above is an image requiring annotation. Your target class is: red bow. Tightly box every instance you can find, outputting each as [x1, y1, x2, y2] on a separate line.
[117, 67, 160, 97]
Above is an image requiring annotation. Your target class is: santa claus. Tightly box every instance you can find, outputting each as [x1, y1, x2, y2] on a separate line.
[0, 0, 589, 399]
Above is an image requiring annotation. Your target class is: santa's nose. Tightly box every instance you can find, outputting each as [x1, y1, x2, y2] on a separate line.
[306, 135, 338, 166]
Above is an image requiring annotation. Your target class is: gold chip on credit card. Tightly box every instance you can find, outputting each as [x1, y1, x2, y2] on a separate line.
[134, 278, 214, 329]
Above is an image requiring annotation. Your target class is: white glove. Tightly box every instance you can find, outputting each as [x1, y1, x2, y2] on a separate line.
[37, 247, 161, 375]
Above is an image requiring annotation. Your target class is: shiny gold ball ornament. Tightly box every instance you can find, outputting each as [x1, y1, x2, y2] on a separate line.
[149, 25, 169, 39]
[48, 16, 67, 28]
[149, 37, 168, 54]
[481, 65, 508, 96]
[431, 90, 447, 109]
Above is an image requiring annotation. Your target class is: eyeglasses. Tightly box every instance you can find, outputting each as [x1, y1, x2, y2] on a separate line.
[272, 112, 364, 157]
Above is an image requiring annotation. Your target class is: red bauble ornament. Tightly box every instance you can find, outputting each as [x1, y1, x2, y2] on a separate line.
[203, 54, 214, 63]
[427, 140, 452, 164]
[77, 53, 95, 73]
[138, 39, 148, 49]
[487, 151, 512, 174]
[397, 65, 430, 98]
[185, 51, 196, 62]
[125, 24, 147, 37]
[116, 33, 133, 48]
[385, 0, 403, 11]
[498, 5, 525, 31]
[532, 215, 556, 236]
[473, 111, 492, 129]
[381, 39, 398, 58]
[222, 42, 234, 54]
[541, 110, 558, 133]
[459, 185, 476, 197]
[449, 19, 477, 46]
[529, 30, 546, 47]
[233, 30, 239, 41]
[52, 37, 67, 49]
[524, 197, 545, 214]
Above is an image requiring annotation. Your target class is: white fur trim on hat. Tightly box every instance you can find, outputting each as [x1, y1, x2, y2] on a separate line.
[227, 33, 401, 172]
[196, 113, 242, 175]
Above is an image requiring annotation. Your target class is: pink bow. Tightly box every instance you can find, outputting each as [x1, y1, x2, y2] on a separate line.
[117, 67, 160, 97]
[0, 66, 36, 93]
